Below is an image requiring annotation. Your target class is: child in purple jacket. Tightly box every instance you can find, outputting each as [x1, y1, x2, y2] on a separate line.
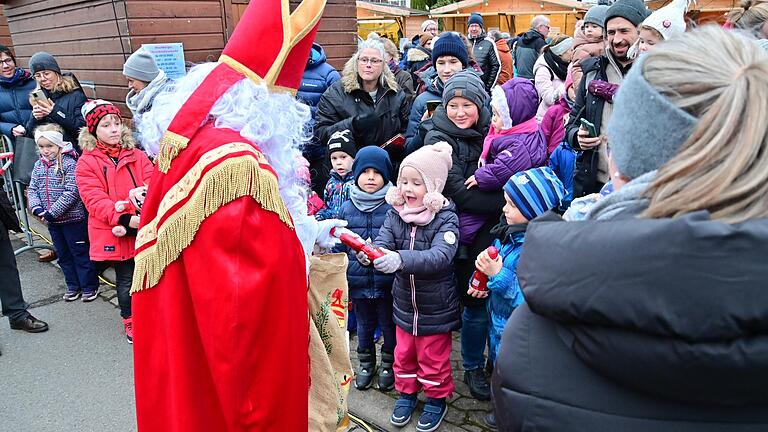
[464, 78, 548, 225]
[28, 124, 98, 301]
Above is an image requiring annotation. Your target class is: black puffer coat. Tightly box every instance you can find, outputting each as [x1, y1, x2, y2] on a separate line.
[375, 201, 461, 336]
[25, 73, 87, 148]
[493, 211, 768, 431]
[469, 33, 500, 93]
[314, 62, 410, 165]
[337, 198, 394, 299]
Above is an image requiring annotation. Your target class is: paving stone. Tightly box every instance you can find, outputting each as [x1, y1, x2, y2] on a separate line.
[109, 297, 119, 307]
[461, 424, 485, 432]
[452, 396, 492, 411]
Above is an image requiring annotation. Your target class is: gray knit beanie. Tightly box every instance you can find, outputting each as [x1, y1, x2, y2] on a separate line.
[442, 70, 487, 109]
[584, 5, 610, 28]
[604, 0, 650, 27]
[607, 57, 697, 179]
[122, 48, 160, 83]
[29, 52, 61, 75]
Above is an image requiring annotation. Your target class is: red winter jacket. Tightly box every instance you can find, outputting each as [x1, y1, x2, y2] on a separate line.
[75, 128, 153, 261]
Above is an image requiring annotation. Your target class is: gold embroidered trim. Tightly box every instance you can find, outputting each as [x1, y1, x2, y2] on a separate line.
[156, 131, 190, 173]
[131, 153, 292, 294]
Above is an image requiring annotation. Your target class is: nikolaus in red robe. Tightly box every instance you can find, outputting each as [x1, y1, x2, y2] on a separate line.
[130, 0, 326, 430]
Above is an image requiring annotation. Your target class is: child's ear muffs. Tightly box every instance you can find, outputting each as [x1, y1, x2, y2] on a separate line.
[385, 185, 405, 206]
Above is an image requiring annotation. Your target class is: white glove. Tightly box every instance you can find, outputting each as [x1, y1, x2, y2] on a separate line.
[373, 248, 403, 274]
[315, 219, 347, 249]
[356, 250, 371, 266]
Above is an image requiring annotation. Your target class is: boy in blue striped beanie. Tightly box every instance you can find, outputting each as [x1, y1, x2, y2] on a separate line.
[472, 166, 564, 427]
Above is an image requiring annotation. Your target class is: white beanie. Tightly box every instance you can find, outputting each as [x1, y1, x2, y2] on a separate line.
[421, 19, 438, 32]
[641, 0, 690, 41]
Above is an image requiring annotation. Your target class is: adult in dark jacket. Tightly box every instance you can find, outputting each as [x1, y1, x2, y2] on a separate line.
[467, 13, 501, 93]
[315, 38, 410, 170]
[419, 71, 502, 402]
[0, 179, 49, 341]
[564, 0, 648, 198]
[299, 43, 341, 195]
[405, 32, 469, 150]
[26, 52, 87, 151]
[513, 16, 550, 80]
[494, 27, 768, 431]
[404, 42, 432, 86]
[0, 46, 35, 141]
[378, 36, 414, 102]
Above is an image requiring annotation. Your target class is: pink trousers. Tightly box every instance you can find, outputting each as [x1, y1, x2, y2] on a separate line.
[394, 326, 454, 398]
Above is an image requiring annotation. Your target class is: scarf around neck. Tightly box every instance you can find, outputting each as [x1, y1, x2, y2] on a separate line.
[479, 117, 539, 166]
[395, 202, 436, 226]
[544, 50, 569, 81]
[350, 183, 391, 212]
[126, 69, 168, 119]
[95, 139, 121, 159]
[0, 68, 30, 87]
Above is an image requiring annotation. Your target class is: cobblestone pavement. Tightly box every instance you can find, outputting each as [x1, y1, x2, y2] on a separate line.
[347, 332, 495, 432]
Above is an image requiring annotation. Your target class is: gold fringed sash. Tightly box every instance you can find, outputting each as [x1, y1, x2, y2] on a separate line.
[131, 152, 292, 294]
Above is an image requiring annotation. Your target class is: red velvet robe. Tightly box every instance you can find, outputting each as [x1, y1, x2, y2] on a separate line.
[131, 124, 308, 431]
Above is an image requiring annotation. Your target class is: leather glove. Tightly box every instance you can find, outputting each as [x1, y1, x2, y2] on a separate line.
[31, 207, 45, 217]
[373, 248, 403, 274]
[42, 211, 55, 222]
[588, 80, 620, 104]
[315, 219, 347, 249]
[351, 113, 378, 142]
[356, 250, 371, 266]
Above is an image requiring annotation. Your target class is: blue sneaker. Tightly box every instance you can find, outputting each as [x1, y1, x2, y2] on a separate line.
[390, 393, 418, 427]
[62, 290, 81, 301]
[416, 398, 447, 432]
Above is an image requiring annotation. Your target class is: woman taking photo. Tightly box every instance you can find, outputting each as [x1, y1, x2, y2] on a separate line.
[26, 52, 87, 150]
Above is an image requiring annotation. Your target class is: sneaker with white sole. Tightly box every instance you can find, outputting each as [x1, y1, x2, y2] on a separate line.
[62, 291, 81, 301]
[122, 317, 133, 344]
[416, 398, 447, 432]
[390, 393, 418, 427]
[82, 290, 99, 302]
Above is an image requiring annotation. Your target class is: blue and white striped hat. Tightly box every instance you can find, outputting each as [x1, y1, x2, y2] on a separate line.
[503, 167, 565, 221]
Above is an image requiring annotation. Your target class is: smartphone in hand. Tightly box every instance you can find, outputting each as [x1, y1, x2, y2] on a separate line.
[425, 100, 441, 115]
[580, 118, 598, 138]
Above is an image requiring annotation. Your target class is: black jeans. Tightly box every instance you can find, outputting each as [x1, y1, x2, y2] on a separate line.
[0, 221, 30, 323]
[97, 259, 134, 318]
[355, 297, 396, 353]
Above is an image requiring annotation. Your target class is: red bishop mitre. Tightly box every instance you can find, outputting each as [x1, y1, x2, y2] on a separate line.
[156, 0, 326, 173]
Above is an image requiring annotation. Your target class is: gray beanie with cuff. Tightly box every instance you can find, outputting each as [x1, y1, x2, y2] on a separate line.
[607, 56, 697, 179]
[123, 48, 160, 83]
[29, 52, 61, 75]
[584, 5, 610, 28]
[604, 0, 650, 27]
[442, 69, 488, 109]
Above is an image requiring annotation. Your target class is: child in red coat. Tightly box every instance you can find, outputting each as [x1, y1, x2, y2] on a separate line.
[75, 99, 153, 343]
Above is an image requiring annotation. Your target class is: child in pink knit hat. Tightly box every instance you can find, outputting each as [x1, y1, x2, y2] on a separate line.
[357, 142, 460, 431]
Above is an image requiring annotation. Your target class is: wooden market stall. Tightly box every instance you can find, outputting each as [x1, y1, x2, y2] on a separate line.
[0, 0, 357, 114]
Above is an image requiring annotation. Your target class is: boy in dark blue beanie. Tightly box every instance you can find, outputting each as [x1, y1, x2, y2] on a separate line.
[336, 146, 397, 392]
[316, 129, 357, 220]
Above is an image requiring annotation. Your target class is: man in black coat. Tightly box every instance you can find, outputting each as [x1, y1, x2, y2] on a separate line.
[513, 15, 550, 80]
[0, 180, 49, 352]
[467, 12, 501, 94]
[564, 0, 649, 198]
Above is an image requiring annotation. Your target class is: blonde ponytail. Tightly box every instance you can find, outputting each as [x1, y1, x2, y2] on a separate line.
[642, 26, 768, 223]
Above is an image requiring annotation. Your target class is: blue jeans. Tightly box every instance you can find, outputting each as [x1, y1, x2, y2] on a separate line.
[355, 297, 396, 353]
[48, 220, 98, 293]
[461, 303, 489, 371]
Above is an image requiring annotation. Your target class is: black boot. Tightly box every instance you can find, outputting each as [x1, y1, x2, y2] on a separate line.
[355, 348, 377, 390]
[463, 368, 491, 401]
[378, 349, 395, 392]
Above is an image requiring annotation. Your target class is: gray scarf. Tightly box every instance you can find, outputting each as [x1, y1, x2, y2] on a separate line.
[349, 183, 391, 212]
[585, 171, 656, 221]
[125, 70, 169, 122]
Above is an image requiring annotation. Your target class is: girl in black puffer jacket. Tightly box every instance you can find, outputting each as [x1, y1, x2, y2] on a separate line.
[365, 142, 459, 431]
[26, 52, 87, 151]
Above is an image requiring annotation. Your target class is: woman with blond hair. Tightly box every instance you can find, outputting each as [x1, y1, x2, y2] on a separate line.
[493, 26, 768, 431]
[729, 0, 768, 37]
[25, 52, 87, 150]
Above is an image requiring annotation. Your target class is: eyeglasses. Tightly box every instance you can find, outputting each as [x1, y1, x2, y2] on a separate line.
[0, 58, 14, 66]
[425, 26, 437, 32]
[33, 71, 55, 80]
[358, 57, 383, 65]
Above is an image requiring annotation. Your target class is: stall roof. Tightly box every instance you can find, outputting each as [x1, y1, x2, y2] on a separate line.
[430, 0, 588, 14]
[356, 1, 429, 16]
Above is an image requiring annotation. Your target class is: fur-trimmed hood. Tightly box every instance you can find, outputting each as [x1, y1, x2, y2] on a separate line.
[78, 124, 137, 151]
[341, 55, 400, 94]
[407, 46, 431, 63]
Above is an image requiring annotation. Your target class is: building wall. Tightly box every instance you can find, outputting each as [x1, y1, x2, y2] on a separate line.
[0, 5, 12, 49]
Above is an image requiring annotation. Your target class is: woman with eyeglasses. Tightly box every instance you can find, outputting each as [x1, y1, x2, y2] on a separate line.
[0, 45, 36, 141]
[315, 37, 410, 172]
[25, 52, 87, 152]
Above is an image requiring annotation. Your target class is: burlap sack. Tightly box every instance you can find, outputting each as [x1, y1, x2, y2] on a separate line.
[308, 253, 353, 432]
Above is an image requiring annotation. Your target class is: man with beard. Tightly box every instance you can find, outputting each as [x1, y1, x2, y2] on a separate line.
[565, 0, 649, 197]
